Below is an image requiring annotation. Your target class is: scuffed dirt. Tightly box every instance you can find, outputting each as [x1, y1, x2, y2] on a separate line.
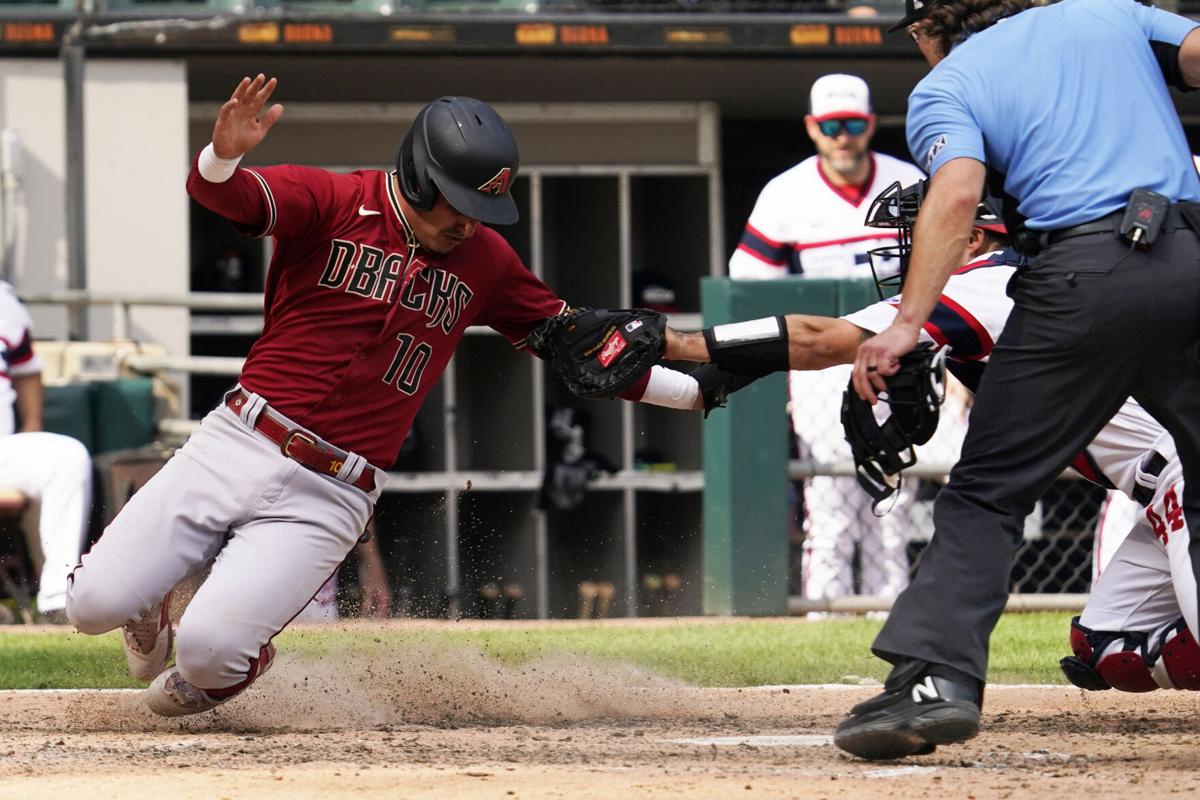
[2, 627, 1199, 799]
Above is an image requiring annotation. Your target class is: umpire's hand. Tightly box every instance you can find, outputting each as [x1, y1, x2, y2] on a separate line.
[853, 322, 920, 404]
[212, 73, 284, 160]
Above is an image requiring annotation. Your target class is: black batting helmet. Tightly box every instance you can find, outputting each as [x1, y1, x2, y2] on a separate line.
[396, 96, 520, 226]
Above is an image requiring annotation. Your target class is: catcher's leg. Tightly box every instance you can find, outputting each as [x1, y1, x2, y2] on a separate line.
[1062, 517, 1177, 691]
[1092, 490, 1140, 582]
[148, 458, 374, 716]
[1065, 446, 1200, 692]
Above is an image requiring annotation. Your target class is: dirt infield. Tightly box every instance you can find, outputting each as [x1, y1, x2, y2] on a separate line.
[2, 637, 1199, 800]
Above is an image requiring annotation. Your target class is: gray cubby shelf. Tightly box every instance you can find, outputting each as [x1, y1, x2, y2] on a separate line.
[188, 102, 723, 618]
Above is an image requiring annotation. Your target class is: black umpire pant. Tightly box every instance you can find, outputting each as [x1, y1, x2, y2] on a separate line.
[872, 225, 1200, 683]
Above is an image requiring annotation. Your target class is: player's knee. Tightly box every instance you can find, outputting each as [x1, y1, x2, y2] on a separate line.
[66, 568, 133, 635]
[174, 617, 251, 690]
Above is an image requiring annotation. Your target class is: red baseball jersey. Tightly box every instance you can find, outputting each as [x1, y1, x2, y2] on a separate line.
[187, 155, 565, 467]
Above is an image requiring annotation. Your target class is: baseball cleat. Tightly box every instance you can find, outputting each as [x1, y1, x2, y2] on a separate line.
[144, 643, 276, 717]
[145, 669, 223, 717]
[833, 660, 981, 761]
[123, 591, 173, 682]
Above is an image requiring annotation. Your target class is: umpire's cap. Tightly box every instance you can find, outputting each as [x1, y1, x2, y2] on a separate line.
[890, 0, 942, 32]
[397, 97, 520, 226]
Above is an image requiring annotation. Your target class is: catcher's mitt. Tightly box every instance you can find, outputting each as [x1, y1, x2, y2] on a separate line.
[529, 307, 667, 400]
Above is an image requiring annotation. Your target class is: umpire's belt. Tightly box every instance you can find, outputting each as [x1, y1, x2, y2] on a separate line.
[1037, 205, 1200, 251]
[225, 388, 379, 493]
[1132, 450, 1168, 507]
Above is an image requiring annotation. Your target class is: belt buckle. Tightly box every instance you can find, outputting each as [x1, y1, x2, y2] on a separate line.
[282, 429, 317, 460]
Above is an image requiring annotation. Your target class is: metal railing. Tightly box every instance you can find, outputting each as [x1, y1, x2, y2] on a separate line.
[24, 288, 1105, 614]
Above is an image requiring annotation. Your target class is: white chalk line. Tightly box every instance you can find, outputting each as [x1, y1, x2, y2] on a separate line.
[0, 684, 1069, 696]
[662, 734, 833, 747]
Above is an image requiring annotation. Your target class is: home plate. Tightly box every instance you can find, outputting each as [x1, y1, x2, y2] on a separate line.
[662, 735, 833, 747]
[863, 766, 941, 779]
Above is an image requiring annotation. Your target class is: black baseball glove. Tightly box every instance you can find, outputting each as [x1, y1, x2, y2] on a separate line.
[528, 307, 667, 400]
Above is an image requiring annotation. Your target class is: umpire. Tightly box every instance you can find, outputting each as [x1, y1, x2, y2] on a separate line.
[836, 0, 1200, 760]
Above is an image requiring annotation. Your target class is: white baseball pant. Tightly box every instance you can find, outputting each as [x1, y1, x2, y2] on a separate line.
[67, 389, 380, 691]
[0, 432, 92, 614]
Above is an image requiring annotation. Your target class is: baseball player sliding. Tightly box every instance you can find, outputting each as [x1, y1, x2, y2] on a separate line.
[657, 182, 1200, 695]
[65, 75, 699, 716]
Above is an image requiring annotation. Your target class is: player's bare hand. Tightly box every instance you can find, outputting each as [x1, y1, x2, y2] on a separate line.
[212, 74, 284, 160]
[852, 322, 919, 404]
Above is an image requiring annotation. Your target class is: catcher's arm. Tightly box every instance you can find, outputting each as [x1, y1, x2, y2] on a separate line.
[665, 314, 866, 372]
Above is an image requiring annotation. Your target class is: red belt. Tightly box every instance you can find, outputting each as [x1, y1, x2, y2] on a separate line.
[225, 389, 378, 493]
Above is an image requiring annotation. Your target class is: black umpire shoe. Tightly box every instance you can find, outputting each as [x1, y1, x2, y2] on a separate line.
[833, 660, 981, 760]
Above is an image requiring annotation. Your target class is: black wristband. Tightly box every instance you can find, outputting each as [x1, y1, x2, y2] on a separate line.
[702, 315, 790, 375]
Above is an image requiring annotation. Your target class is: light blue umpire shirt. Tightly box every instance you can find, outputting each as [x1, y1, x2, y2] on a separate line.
[907, 0, 1200, 230]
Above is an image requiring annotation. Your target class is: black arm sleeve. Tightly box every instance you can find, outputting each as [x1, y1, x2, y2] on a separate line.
[1151, 40, 1197, 92]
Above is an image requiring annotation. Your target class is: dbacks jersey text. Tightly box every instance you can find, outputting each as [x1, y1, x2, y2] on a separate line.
[187, 159, 565, 468]
[841, 249, 1167, 501]
[729, 152, 925, 279]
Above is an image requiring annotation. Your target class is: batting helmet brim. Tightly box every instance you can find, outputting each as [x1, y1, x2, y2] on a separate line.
[430, 165, 519, 226]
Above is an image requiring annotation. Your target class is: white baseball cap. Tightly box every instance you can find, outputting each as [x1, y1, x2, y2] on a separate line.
[809, 74, 872, 121]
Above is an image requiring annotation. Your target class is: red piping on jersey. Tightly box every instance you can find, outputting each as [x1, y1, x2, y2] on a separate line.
[938, 295, 993, 360]
[816, 153, 876, 208]
[793, 231, 900, 251]
[243, 169, 276, 238]
[1071, 451, 1114, 489]
[736, 242, 788, 266]
[922, 319, 950, 350]
[383, 171, 418, 244]
[745, 222, 786, 249]
[953, 253, 1006, 275]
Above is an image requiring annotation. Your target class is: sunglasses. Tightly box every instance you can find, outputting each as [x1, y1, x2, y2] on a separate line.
[817, 118, 870, 138]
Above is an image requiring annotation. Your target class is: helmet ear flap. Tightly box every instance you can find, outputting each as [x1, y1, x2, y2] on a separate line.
[396, 114, 436, 212]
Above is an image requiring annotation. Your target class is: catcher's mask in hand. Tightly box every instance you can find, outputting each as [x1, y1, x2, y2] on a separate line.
[841, 343, 948, 513]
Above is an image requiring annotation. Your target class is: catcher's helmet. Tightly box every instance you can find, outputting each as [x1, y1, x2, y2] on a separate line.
[396, 96, 519, 226]
[841, 343, 947, 512]
[863, 178, 1008, 300]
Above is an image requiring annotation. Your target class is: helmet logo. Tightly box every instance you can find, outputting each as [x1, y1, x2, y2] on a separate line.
[477, 167, 512, 196]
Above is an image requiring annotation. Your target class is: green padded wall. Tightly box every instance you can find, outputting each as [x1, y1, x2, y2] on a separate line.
[92, 378, 156, 455]
[43, 378, 155, 456]
[701, 277, 878, 615]
[43, 383, 95, 453]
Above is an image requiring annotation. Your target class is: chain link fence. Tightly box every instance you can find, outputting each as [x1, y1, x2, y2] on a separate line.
[785, 367, 1114, 613]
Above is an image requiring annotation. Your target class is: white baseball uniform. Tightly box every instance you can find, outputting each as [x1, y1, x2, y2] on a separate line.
[0, 282, 92, 615]
[730, 151, 926, 603]
[844, 249, 1197, 653]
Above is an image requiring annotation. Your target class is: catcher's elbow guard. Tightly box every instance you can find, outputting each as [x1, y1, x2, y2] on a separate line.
[702, 316, 789, 375]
